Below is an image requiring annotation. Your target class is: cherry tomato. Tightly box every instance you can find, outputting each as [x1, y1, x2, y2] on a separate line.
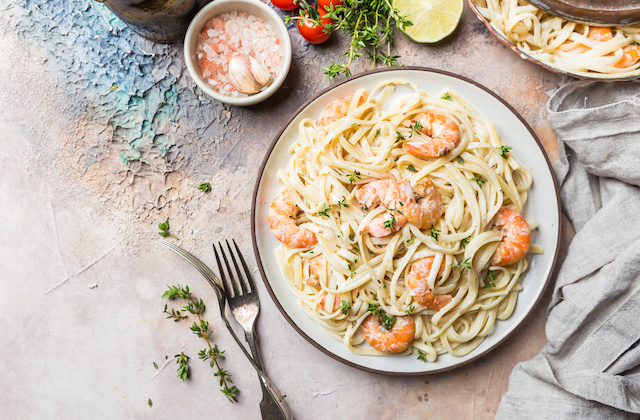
[270, 0, 297, 11]
[318, 0, 344, 12]
[297, 10, 332, 44]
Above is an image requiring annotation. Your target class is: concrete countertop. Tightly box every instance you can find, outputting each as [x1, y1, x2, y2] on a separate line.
[0, 1, 573, 418]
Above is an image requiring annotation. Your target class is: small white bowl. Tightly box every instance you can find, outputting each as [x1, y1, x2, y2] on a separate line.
[184, 0, 292, 106]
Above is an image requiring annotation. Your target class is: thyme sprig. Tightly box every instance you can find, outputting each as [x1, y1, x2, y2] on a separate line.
[162, 285, 238, 402]
[175, 352, 190, 381]
[367, 303, 396, 330]
[291, 0, 413, 81]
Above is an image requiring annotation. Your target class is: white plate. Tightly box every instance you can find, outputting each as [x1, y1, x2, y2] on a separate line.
[251, 68, 561, 375]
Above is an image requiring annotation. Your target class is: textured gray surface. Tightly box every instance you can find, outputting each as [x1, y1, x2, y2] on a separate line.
[0, 0, 570, 418]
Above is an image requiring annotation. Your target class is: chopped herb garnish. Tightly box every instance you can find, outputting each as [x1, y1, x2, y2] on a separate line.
[441, 92, 452, 100]
[316, 203, 331, 217]
[409, 121, 424, 138]
[406, 304, 415, 314]
[407, 164, 417, 172]
[381, 314, 396, 330]
[337, 198, 349, 209]
[454, 257, 472, 269]
[349, 232, 355, 241]
[382, 213, 397, 231]
[153, 362, 158, 369]
[456, 155, 464, 165]
[498, 145, 512, 159]
[461, 236, 470, 249]
[417, 351, 428, 362]
[430, 227, 440, 242]
[483, 271, 497, 288]
[198, 182, 212, 193]
[396, 131, 404, 143]
[406, 239, 414, 245]
[148, 398, 153, 408]
[347, 170, 361, 184]
[339, 300, 352, 315]
[471, 175, 487, 187]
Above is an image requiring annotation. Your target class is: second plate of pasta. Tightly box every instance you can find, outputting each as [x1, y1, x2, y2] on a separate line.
[252, 67, 560, 375]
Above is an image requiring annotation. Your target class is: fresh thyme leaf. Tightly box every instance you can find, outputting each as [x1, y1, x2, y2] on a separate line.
[406, 304, 415, 314]
[337, 198, 349, 209]
[430, 227, 440, 242]
[498, 145, 512, 159]
[175, 352, 190, 381]
[382, 213, 397, 231]
[153, 362, 158, 369]
[409, 121, 424, 138]
[417, 350, 428, 362]
[396, 131, 404, 143]
[347, 263, 356, 278]
[198, 182, 212, 193]
[316, 203, 331, 217]
[407, 164, 417, 172]
[484, 271, 497, 288]
[339, 300, 352, 315]
[454, 257, 472, 269]
[381, 314, 396, 330]
[349, 232, 355, 241]
[148, 398, 153, 408]
[461, 236, 470, 249]
[158, 219, 179, 240]
[471, 175, 487, 187]
[347, 170, 361, 184]
[441, 92, 452, 100]
[456, 155, 464, 165]
[406, 238, 414, 245]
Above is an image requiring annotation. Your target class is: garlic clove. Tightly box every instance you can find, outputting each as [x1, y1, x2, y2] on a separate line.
[249, 56, 271, 87]
[228, 54, 262, 94]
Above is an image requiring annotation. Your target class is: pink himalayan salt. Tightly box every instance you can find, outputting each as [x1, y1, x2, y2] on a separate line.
[196, 12, 282, 97]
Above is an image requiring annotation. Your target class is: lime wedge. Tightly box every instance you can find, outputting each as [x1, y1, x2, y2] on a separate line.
[394, 0, 463, 43]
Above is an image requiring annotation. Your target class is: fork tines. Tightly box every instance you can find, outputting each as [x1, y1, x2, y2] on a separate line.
[213, 239, 255, 298]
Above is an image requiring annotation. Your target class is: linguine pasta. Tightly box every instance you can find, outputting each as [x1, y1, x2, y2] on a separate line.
[271, 81, 535, 361]
[472, 0, 640, 78]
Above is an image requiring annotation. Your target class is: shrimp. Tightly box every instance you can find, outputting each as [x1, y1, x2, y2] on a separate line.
[490, 207, 531, 267]
[268, 190, 317, 249]
[307, 254, 325, 287]
[567, 27, 640, 68]
[319, 293, 341, 312]
[363, 314, 415, 353]
[356, 179, 443, 237]
[615, 45, 640, 69]
[405, 113, 461, 158]
[408, 179, 444, 230]
[406, 257, 452, 310]
[317, 95, 365, 127]
[355, 179, 413, 237]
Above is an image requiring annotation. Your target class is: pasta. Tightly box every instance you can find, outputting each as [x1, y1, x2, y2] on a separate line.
[472, 0, 640, 78]
[268, 81, 535, 361]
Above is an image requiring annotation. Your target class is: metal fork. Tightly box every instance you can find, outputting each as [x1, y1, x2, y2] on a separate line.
[156, 240, 290, 419]
[213, 240, 290, 420]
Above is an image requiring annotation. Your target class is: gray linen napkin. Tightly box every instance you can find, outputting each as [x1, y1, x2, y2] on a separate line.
[496, 80, 640, 419]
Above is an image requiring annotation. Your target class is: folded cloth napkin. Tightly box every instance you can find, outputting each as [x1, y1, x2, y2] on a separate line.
[496, 80, 640, 419]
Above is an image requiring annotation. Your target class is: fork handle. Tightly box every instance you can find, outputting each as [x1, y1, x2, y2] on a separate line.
[245, 329, 291, 420]
[220, 316, 291, 420]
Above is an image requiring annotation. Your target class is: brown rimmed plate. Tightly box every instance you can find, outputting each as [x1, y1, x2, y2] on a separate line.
[528, 0, 640, 26]
[251, 67, 561, 375]
[467, 0, 640, 81]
